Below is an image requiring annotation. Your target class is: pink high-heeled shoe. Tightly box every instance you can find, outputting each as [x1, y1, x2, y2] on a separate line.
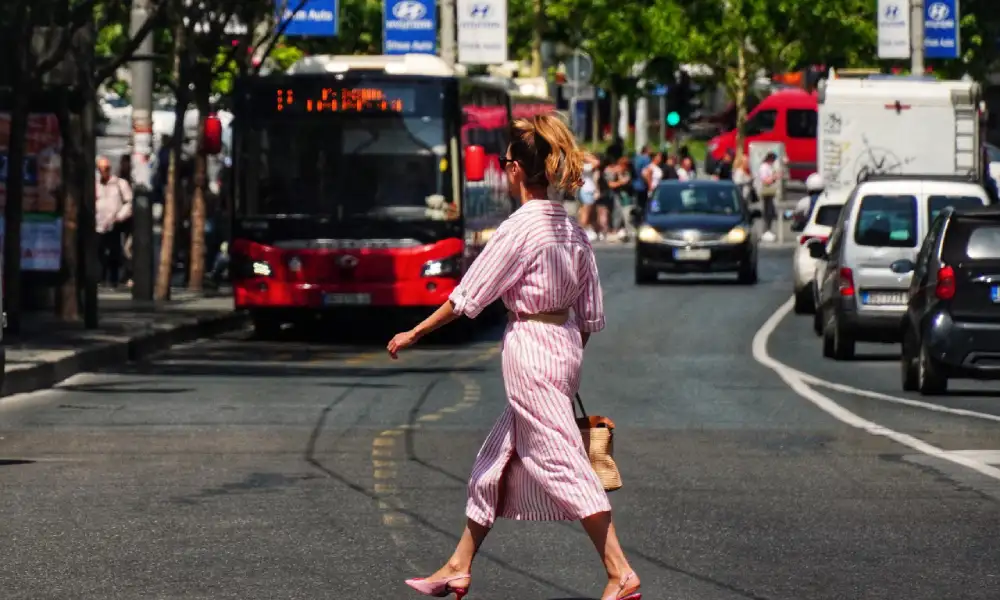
[404, 573, 471, 599]
[603, 571, 641, 600]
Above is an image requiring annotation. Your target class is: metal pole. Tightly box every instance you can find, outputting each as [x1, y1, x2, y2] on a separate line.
[129, 0, 155, 301]
[81, 21, 99, 329]
[659, 94, 666, 146]
[440, 0, 456, 67]
[910, 0, 925, 74]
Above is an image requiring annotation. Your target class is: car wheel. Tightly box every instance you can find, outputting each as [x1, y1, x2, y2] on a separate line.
[824, 313, 855, 360]
[822, 311, 837, 358]
[900, 328, 919, 392]
[812, 303, 824, 336]
[918, 343, 948, 395]
[793, 287, 814, 314]
[738, 262, 758, 284]
[635, 265, 657, 285]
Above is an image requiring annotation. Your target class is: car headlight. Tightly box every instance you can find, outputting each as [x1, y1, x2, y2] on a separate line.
[637, 225, 663, 243]
[421, 254, 462, 278]
[723, 226, 748, 244]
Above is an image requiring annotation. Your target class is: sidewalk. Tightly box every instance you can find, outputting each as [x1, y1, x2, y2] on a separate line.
[2, 288, 247, 398]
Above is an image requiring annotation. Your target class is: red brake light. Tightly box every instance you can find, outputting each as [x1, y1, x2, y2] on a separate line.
[838, 267, 855, 297]
[799, 235, 828, 246]
[935, 265, 956, 300]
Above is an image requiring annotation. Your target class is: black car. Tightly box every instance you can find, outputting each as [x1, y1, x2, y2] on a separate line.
[634, 180, 761, 284]
[896, 206, 1000, 394]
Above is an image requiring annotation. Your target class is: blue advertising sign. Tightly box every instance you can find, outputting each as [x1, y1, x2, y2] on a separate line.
[383, 0, 437, 55]
[278, 0, 339, 37]
[924, 0, 960, 59]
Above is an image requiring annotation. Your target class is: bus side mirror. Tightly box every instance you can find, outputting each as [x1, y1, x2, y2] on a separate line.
[465, 145, 485, 182]
[203, 114, 223, 156]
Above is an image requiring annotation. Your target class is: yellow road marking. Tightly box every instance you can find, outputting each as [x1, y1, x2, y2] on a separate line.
[371, 344, 501, 542]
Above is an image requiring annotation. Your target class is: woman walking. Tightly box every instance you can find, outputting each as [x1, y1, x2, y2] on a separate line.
[387, 115, 641, 600]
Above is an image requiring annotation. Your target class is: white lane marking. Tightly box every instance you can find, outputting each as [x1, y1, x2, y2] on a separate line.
[753, 298, 1000, 481]
[948, 450, 1000, 464]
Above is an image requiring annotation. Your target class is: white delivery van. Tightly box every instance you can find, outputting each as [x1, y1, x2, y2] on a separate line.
[818, 71, 982, 192]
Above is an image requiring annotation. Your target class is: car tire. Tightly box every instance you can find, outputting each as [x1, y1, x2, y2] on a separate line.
[918, 343, 948, 395]
[793, 287, 814, 314]
[635, 265, 657, 285]
[900, 328, 919, 392]
[824, 313, 855, 360]
[812, 304, 824, 336]
[738, 262, 758, 285]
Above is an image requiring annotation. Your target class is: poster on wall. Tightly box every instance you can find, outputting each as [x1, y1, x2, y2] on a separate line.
[0, 113, 63, 272]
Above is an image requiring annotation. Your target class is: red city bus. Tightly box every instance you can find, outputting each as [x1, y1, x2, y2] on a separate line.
[229, 54, 515, 335]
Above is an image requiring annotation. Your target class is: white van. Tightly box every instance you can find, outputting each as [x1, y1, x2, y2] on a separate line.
[810, 174, 991, 359]
[818, 72, 982, 193]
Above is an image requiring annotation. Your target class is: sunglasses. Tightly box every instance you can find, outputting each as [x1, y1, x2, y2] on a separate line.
[498, 157, 515, 170]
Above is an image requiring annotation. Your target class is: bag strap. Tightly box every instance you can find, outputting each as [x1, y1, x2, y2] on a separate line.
[574, 393, 588, 418]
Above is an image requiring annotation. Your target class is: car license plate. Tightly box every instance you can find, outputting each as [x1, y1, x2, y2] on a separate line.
[991, 285, 1000, 303]
[860, 291, 907, 306]
[323, 293, 371, 306]
[674, 248, 711, 261]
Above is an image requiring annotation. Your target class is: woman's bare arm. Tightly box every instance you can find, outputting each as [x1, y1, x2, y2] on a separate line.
[413, 300, 461, 339]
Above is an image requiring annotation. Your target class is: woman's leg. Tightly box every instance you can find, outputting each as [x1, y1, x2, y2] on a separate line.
[581, 511, 640, 598]
[423, 519, 490, 582]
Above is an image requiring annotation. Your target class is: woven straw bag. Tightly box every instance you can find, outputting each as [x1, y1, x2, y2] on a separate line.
[574, 393, 622, 492]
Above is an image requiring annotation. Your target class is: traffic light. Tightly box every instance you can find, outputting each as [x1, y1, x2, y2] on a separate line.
[675, 71, 702, 125]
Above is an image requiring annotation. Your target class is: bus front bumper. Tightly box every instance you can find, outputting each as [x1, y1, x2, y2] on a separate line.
[234, 278, 459, 310]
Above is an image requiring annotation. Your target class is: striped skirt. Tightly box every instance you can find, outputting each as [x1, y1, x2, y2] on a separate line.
[465, 321, 611, 527]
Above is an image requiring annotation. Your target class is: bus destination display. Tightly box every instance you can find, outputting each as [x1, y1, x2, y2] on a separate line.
[272, 86, 417, 114]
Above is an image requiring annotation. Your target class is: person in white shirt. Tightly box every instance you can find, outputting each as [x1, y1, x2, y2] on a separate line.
[675, 156, 696, 181]
[755, 152, 780, 241]
[791, 173, 825, 230]
[577, 152, 600, 238]
[642, 152, 665, 202]
[95, 155, 134, 287]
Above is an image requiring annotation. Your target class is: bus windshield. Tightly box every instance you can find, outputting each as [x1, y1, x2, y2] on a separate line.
[237, 78, 454, 221]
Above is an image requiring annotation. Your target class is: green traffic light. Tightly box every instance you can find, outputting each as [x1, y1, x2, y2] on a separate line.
[666, 112, 680, 126]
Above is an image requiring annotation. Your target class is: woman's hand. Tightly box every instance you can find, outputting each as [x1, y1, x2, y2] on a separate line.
[387, 329, 420, 359]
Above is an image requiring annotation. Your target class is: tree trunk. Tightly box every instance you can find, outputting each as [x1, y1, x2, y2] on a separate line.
[155, 23, 186, 300]
[733, 42, 749, 160]
[3, 89, 30, 334]
[530, 0, 543, 77]
[54, 99, 80, 321]
[187, 89, 209, 291]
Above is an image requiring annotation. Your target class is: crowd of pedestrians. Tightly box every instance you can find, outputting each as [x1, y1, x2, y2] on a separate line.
[571, 142, 785, 243]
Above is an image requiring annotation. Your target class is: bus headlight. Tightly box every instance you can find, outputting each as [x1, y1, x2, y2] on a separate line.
[252, 260, 272, 277]
[723, 226, 748, 244]
[637, 225, 664, 243]
[421, 255, 462, 278]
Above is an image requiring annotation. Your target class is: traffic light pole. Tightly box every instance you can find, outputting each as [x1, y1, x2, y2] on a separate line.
[128, 0, 156, 302]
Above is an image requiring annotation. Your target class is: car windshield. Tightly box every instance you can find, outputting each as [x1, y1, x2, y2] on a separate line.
[928, 194, 986, 222]
[649, 184, 742, 215]
[814, 205, 842, 227]
[986, 144, 1000, 163]
[854, 195, 918, 248]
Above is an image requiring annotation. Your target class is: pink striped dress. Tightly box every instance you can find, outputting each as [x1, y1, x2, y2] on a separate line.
[449, 199, 611, 527]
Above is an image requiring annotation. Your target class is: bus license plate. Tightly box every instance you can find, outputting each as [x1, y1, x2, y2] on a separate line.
[674, 248, 711, 261]
[324, 293, 371, 306]
[991, 285, 1000, 303]
[861, 291, 907, 306]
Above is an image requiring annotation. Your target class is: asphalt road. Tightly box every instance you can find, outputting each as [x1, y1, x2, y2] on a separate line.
[1, 247, 999, 600]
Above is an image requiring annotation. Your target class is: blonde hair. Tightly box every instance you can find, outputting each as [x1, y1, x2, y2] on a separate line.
[508, 115, 584, 194]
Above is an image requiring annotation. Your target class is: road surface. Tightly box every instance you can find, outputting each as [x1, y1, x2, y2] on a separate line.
[0, 248, 997, 599]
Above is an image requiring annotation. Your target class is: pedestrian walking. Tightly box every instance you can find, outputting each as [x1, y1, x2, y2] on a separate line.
[732, 154, 754, 202]
[755, 152, 781, 241]
[95, 155, 133, 288]
[676, 155, 696, 181]
[577, 152, 601, 238]
[117, 155, 135, 288]
[387, 114, 641, 600]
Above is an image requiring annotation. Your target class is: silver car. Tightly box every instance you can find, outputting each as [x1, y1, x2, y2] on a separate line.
[810, 175, 990, 360]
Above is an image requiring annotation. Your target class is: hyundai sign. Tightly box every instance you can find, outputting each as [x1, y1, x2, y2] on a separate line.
[924, 0, 960, 59]
[279, 0, 338, 37]
[383, 0, 437, 55]
[456, 0, 507, 64]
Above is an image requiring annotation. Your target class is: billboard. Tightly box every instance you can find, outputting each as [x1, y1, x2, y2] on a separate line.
[383, 0, 437, 55]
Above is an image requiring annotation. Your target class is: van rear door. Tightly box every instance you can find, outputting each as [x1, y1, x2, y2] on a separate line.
[849, 193, 920, 311]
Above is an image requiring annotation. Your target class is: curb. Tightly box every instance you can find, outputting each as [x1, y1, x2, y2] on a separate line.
[1, 310, 249, 398]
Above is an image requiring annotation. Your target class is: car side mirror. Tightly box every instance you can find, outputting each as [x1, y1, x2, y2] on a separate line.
[890, 258, 915, 274]
[807, 239, 827, 259]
